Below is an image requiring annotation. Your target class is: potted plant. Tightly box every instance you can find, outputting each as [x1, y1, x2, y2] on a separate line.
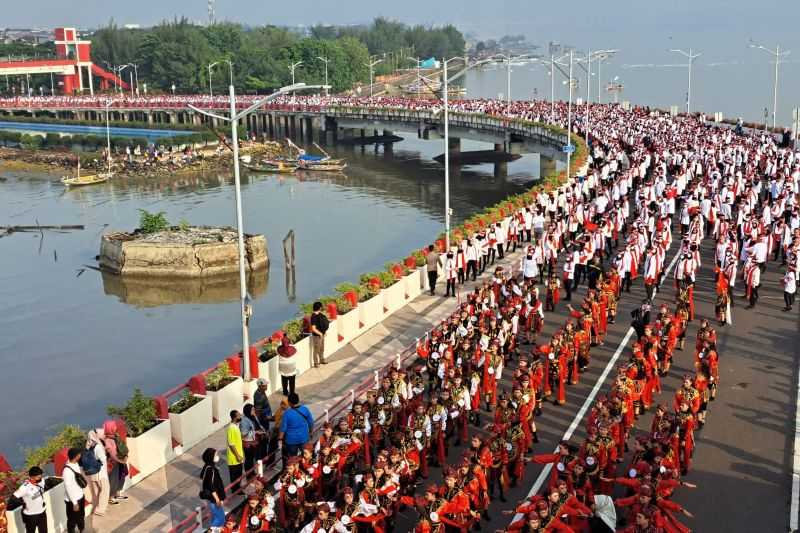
[282, 318, 312, 375]
[403, 256, 423, 300]
[356, 274, 384, 331]
[318, 296, 343, 358]
[168, 389, 213, 450]
[257, 339, 280, 395]
[381, 266, 406, 316]
[333, 284, 359, 345]
[204, 362, 244, 431]
[107, 389, 175, 484]
[412, 250, 429, 291]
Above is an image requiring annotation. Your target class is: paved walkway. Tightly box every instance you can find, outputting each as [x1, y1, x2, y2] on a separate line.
[90, 246, 527, 532]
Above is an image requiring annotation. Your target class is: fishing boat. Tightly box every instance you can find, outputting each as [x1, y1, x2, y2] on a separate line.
[297, 161, 347, 172]
[63, 103, 115, 186]
[61, 160, 111, 187]
[285, 140, 347, 168]
[244, 160, 298, 174]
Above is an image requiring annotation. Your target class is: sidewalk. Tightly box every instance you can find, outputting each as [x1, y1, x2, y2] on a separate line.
[93, 246, 527, 532]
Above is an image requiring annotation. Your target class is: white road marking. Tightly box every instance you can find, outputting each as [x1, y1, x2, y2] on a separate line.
[511, 246, 682, 522]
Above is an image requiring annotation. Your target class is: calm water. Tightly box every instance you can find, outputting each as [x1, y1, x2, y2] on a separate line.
[0, 132, 543, 465]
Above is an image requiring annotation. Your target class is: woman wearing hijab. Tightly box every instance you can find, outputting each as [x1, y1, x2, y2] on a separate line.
[241, 403, 267, 474]
[200, 448, 227, 533]
[83, 429, 110, 516]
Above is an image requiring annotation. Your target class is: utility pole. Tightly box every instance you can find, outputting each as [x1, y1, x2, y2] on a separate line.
[669, 48, 701, 113]
[749, 41, 791, 130]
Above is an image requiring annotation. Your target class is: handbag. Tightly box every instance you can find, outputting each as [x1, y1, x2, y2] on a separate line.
[65, 466, 88, 489]
[199, 467, 215, 501]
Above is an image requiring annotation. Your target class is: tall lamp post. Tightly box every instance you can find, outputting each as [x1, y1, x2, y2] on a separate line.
[492, 53, 530, 105]
[407, 56, 422, 99]
[188, 81, 329, 381]
[594, 50, 618, 103]
[669, 48, 701, 113]
[289, 60, 303, 88]
[365, 58, 383, 98]
[316, 56, 330, 95]
[209, 59, 234, 98]
[441, 57, 495, 249]
[749, 41, 791, 129]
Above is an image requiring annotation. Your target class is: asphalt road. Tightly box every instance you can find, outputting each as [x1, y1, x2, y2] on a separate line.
[392, 230, 800, 532]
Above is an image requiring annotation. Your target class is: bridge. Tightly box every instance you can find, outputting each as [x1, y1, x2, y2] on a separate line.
[0, 97, 569, 177]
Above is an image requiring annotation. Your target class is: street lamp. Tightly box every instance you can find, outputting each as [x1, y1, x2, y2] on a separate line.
[288, 60, 303, 94]
[188, 81, 330, 381]
[440, 57, 496, 249]
[171, 83, 176, 95]
[575, 49, 616, 144]
[491, 53, 531, 105]
[749, 40, 791, 129]
[407, 56, 422, 99]
[209, 60, 234, 98]
[669, 48, 701, 113]
[365, 58, 383, 98]
[316, 56, 330, 95]
[593, 50, 618, 103]
[118, 64, 133, 97]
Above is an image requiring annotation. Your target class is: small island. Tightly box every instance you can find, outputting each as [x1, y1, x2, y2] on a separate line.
[100, 211, 268, 277]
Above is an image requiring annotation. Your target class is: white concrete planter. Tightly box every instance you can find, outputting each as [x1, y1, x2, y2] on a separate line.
[293, 336, 313, 375]
[257, 356, 280, 395]
[404, 270, 422, 301]
[127, 419, 176, 484]
[207, 377, 244, 429]
[382, 281, 406, 316]
[243, 379, 258, 404]
[358, 293, 384, 331]
[419, 266, 430, 291]
[169, 394, 213, 449]
[323, 318, 340, 358]
[337, 308, 360, 345]
[43, 481, 67, 533]
[5, 506, 24, 533]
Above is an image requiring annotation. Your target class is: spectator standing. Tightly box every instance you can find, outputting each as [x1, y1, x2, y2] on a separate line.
[277, 337, 297, 396]
[102, 420, 128, 505]
[253, 378, 274, 459]
[200, 448, 227, 533]
[81, 429, 109, 516]
[226, 410, 245, 491]
[241, 403, 266, 474]
[279, 392, 314, 458]
[309, 302, 330, 367]
[13, 466, 47, 533]
[270, 397, 290, 466]
[62, 448, 86, 533]
[426, 244, 441, 295]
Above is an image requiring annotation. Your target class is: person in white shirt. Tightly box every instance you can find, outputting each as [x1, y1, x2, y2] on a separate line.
[784, 268, 797, 311]
[63, 447, 86, 532]
[83, 429, 110, 517]
[445, 251, 457, 297]
[13, 466, 47, 532]
[521, 247, 539, 282]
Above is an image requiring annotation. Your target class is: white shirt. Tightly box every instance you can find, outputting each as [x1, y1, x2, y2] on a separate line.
[14, 479, 46, 515]
[63, 462, 85, 504]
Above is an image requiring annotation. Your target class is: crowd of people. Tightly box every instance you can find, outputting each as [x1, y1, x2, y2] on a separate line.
[3, 92, 798, 533]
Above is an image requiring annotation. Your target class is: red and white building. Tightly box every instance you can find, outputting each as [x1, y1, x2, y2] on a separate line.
[0, 27, 128, 95]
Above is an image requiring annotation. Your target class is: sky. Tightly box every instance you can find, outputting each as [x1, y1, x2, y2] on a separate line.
[3, 0, 800, 123]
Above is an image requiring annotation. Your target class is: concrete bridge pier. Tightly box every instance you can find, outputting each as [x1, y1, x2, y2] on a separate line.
[540, 155, 556, 178]
[383, 129, 394, 155]
[494, 161, 508, 178]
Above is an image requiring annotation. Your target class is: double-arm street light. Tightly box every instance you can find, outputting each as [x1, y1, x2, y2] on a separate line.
[407, 56, 423, 99]
[188, 81, 329, 381]
[749, 40, 791, 129]
[209, 59, 234, 98]
[491, 53, 532, 105]
[288, 60, 303, 89]
[574, 48, 618, 144]
[669, 48, 702, 113]
[365, 58, 383, 98]
[593, 50, 618, 103]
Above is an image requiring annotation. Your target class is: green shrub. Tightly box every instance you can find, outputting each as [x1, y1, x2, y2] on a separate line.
[281, 318, 305, 343]
[107, 388, 157, 438]
[23, 425, 85, 470]
[44, 132, 62, 147]
[19, 134, 43, 149]
[169, 389, 204, 414]
[138, 209, 169, 234]
[205, 362, 236, 392]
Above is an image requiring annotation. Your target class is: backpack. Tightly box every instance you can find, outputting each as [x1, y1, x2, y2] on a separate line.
[79, 445, 103, 475]
[317, 313, 329, 334]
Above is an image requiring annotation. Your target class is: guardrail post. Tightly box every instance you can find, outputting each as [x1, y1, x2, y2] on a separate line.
[396, 353, 401, 369]
[325, 409, 329, 423]
[257, 459, 264, 477]
[374, 370, 380, 388]
[194, 506, 203, 530]
[350, 389, 355, 406]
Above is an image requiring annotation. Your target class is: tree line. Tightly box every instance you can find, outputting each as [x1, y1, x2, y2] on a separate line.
[88, 17, 465, 95]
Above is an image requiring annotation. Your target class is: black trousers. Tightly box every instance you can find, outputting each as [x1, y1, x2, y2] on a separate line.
[66, 498, 85, 533]
[446, 278, 456, 297]
[466, 260, 477, 281]
[228, 463, 244, 491]
[785, 291, 795, 309]
[564, 278, 572, 300]
[281, 375, 295, 396]
[427, 271, 438, 294]
[22, 512, 47, 533]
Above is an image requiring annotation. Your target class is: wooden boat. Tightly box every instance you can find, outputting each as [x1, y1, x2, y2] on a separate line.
[61, 172, 111, 187]
[298, 161, 347, 172]
[244, 161, 298, 174]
